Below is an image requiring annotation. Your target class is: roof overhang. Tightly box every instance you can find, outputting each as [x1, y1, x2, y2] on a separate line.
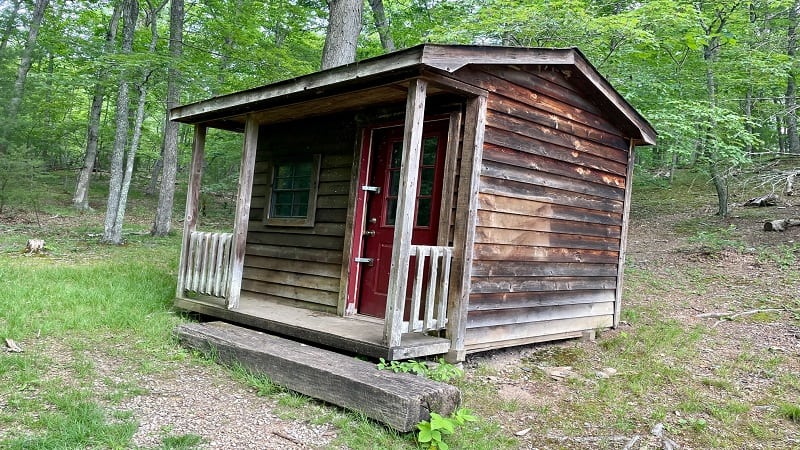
[171, 44, 656, 145]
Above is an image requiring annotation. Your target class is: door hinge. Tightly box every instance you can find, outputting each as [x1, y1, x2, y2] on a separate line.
[354, 257, 375, 266]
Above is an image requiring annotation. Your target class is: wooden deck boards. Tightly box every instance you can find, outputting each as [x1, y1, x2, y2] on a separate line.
[174, 294, 451, 360]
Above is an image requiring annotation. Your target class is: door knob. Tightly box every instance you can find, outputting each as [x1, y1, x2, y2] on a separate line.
[364, 230, 376, 237]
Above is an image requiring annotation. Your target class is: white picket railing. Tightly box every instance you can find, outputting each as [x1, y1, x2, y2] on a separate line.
[181, 231, 233, 298]
[402, 245, 453, 333]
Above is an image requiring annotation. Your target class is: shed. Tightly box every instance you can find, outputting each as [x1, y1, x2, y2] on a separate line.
[171, 44, 656, 362]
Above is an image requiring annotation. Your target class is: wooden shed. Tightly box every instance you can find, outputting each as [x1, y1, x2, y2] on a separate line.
[171, 44, 656, 362]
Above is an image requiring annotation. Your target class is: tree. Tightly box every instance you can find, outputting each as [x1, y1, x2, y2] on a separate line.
[102, 0, 138, 244]
[151, 0, 184, 236]
[787, 0, 800, 153]
[368, 0, 394, 52]
[73, 2, 122, 210]
[2, 0, 50, 149]
[321, 0, 363, 69]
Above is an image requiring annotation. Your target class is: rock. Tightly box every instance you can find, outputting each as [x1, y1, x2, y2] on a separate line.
[515, 427, 531, 436]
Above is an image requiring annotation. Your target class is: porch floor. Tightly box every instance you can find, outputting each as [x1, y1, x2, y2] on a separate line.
[174, 294, 451, 361]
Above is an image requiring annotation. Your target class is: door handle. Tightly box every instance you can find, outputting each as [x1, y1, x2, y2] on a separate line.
[364, 230, 376, 237]
[354, 257, 375, 266]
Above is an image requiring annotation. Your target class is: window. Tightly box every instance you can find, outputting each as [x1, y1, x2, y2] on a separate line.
[263, 155, 320, 227]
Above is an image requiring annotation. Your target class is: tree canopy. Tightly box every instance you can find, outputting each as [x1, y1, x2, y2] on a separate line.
[0, 0, 797, 223]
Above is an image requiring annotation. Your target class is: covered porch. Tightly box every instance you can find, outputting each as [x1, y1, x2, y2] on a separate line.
[171, 57, 488, 361]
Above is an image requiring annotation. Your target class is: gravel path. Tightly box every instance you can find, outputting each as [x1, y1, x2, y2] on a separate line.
[117, 365, 338, 449]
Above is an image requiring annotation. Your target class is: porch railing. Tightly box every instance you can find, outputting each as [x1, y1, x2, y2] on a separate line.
[180, 231, 233, 298]
[401, 245, 453, 333]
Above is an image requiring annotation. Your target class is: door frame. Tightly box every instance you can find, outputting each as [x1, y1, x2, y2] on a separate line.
[344, 114, 459, 318]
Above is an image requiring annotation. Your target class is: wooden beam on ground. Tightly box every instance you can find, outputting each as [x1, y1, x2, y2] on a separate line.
[175, 321, 461, 432]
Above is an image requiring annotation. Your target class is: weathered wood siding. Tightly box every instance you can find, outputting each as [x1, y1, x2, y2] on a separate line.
[245, 116, 357, 313]
[456, 65, 629, 349]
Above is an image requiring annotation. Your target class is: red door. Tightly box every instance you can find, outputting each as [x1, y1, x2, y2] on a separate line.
[357, 121, 449, 318]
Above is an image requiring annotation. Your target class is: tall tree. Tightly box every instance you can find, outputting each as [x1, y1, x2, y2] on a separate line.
[102, 0, 138, 244]
[368, 0, 394, 52]
[787, 0, 800, 153]
[2, 0, 49, 149]
[73, 2, 122, 210]
[111, 0, 165, 241]
[151, 0, 184, 236]
[321, 0, 363, 69]
[0, 0, 22, 52]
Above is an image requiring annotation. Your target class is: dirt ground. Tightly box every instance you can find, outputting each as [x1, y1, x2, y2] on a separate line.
[3, 182, 799, 449]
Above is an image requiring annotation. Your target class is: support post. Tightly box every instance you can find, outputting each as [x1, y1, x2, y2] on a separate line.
[176, 125, 206, 298]
[227, 115, 259, 309]
[445, 95, 487, 363]
[384, 78, 427, 347]
[613, 139, 636, 326]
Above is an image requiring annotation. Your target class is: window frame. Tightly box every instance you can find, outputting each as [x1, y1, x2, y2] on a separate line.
[263, 154, 321, 227]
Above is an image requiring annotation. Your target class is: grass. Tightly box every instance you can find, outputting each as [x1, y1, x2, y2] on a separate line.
[2, 167, 800, 448]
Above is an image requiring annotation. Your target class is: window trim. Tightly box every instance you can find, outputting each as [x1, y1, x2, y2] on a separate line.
[263, 154, 321, 227]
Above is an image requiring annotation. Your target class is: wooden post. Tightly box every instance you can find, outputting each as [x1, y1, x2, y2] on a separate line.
[445, 95, 487, 363]
[613, 139, 636, 327]
[227, 115, 259, 309]
[176, 125, 207, 299]
[384, 78, 428, 347]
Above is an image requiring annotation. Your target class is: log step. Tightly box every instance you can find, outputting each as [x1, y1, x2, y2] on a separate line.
[175, 321, 461, 432]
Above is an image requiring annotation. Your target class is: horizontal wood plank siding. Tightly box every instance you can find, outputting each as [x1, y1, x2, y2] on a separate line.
[242, 116, 356, 310]
[454, 65, 630, 348]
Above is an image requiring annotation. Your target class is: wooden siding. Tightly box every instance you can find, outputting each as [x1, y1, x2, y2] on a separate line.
[243, 116, 357, 312]
[457, 65, 630, 348]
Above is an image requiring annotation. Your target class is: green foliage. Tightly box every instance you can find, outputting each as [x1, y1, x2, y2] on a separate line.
[416, 408, 477, 450]
[778, 403, 800, 423]
[687, 224, 743, 252]
[377, 358, 464, 383]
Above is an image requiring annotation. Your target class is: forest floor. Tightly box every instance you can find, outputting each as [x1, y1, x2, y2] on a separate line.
[1, 170, 799, 449]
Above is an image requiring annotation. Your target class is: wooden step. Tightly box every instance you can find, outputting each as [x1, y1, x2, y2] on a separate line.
[175, 321, 461, 432]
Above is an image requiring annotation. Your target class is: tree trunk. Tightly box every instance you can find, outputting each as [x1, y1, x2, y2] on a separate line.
[7, 0, 49, 120]
[321, 0, 363, 70]
[0, 0, 22, 52]
[73, 3, 122, 210]
[152, 0, 184, 236]
[787, 1, 800, 154]
[368, 0, 394, 52]
[102, 0, 138, 245]
[113, 79, 149, 240]
[110, 1, 162, 241]
[145, 146, 163, 195]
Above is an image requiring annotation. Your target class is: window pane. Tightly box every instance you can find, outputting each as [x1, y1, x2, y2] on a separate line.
[294, 204, 308, 217]
[390, 142, 403, 168]
[422, 137, 438, 165]
[294, 191, 309, 205]
[269, 158, 316, 220]
[275, 191, 293, 204]
[420, 168, 434, 195]
[294, 162, 312, 177]
[416, 198, 431, 227]
[275, 177, 292, 189]
[293, 175, 310, 189]
[389, 170, 400, 196]
[386, 199, 397, 226]
[276, 164, 292, 178]
[274, 204, 292, 217]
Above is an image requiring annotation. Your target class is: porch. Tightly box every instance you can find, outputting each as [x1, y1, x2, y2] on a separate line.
[175, 294, 451, 361]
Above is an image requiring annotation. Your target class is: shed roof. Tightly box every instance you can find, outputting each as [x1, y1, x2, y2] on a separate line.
[171, 44, 656, 145]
